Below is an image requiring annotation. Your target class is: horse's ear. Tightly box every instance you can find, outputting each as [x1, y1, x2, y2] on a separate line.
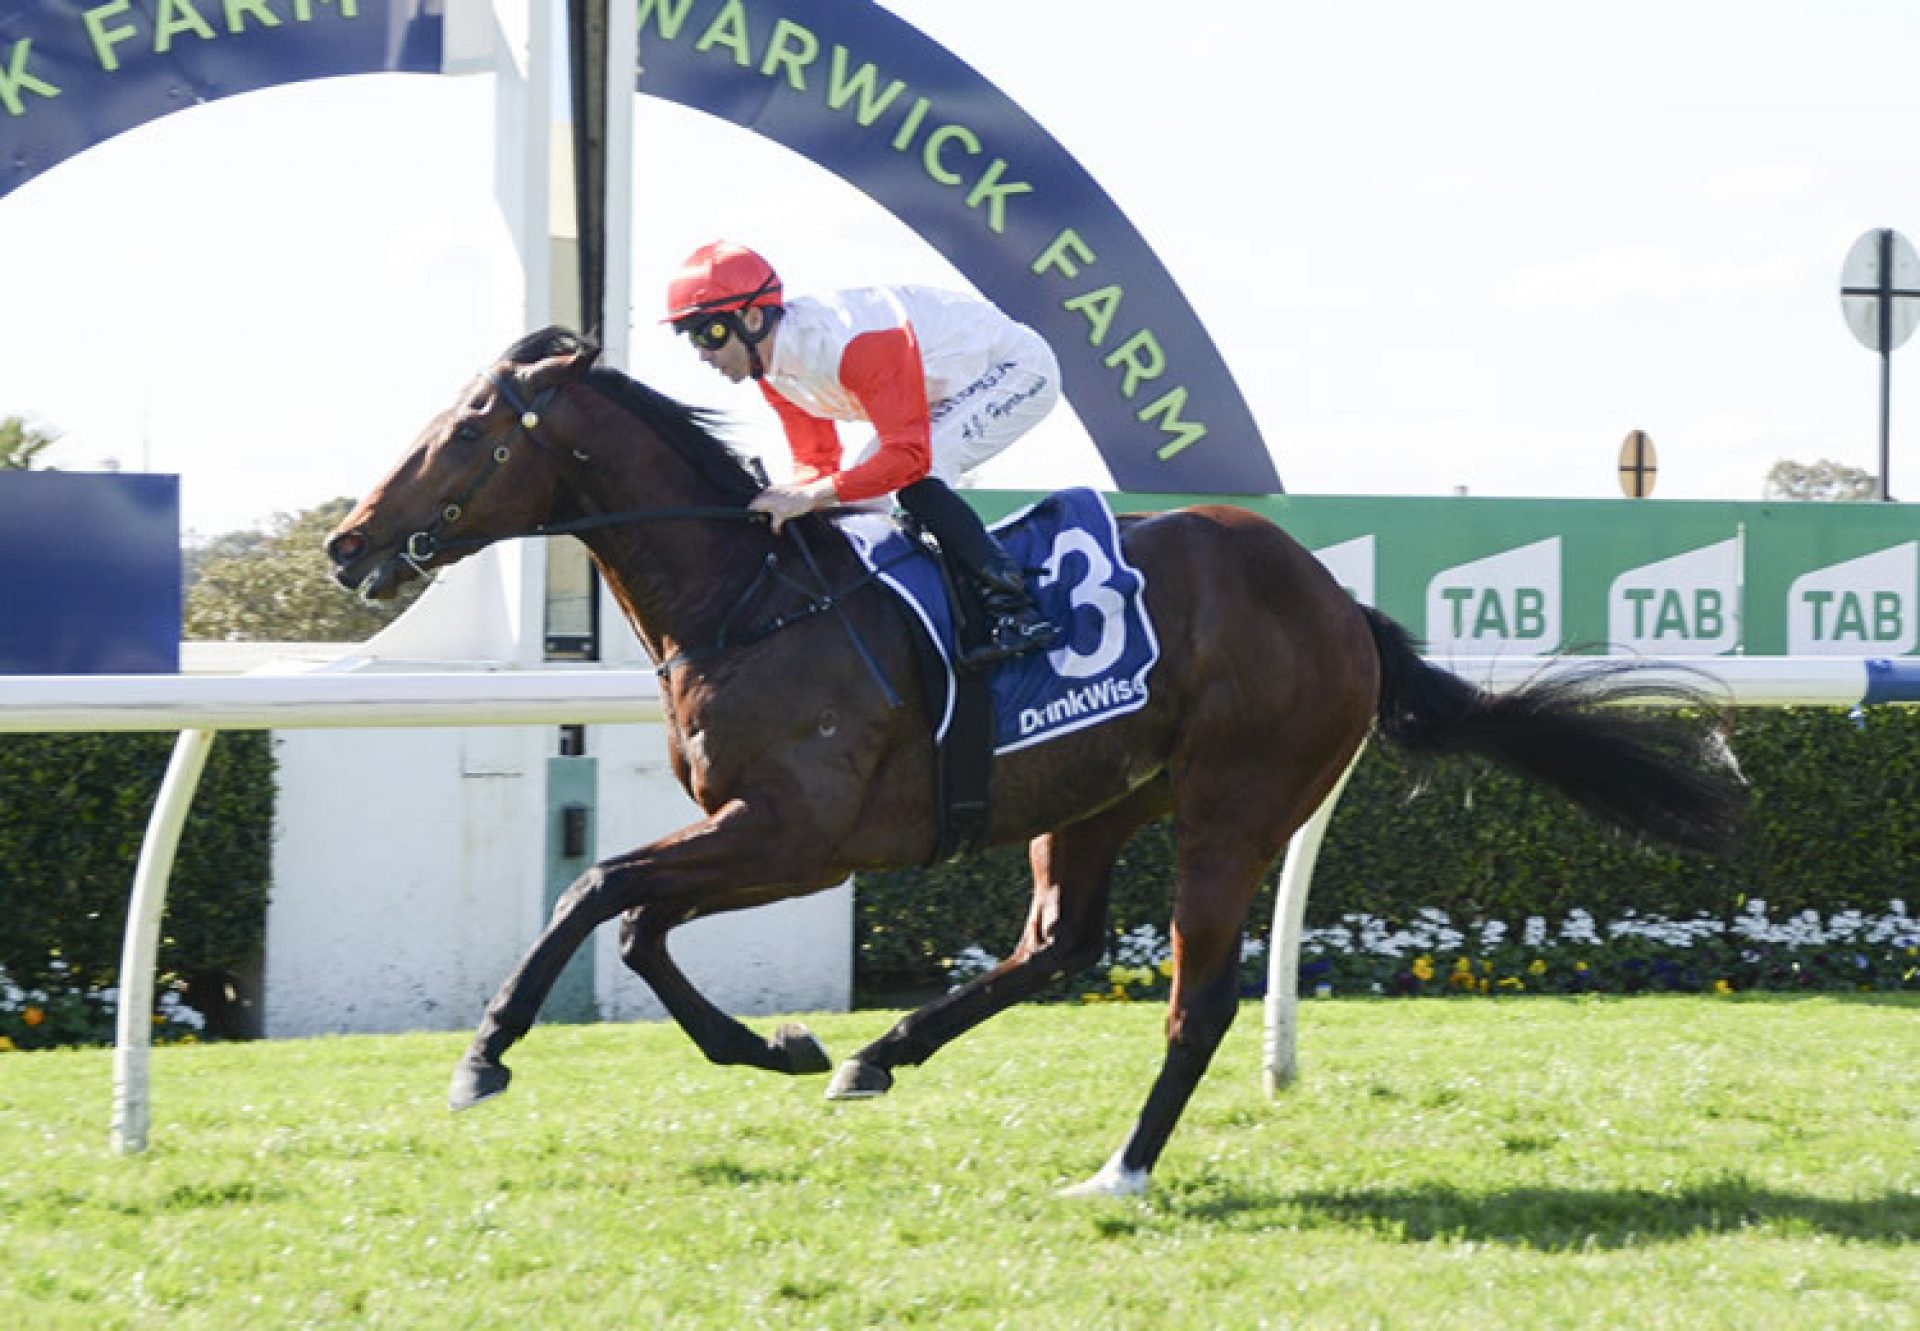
[564, 332, 602, 372]
[522, 331, 601, 390]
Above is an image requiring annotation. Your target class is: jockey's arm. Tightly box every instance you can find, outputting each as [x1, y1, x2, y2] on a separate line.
[748, 327, 930, 532]
[826, 328, 932, 503]
[758, 381, 841, 485]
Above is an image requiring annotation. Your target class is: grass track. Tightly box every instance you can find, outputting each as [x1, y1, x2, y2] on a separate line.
[1, 996, 1914, 1329]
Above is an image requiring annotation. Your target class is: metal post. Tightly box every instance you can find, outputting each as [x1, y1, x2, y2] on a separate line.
[1263, 744, 1364, 1097]
[113, 728, 216, 1155]
[1880, 228, 1894, 501]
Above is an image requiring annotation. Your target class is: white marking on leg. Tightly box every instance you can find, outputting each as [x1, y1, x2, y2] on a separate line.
[1057, 1148, 1151, 1199]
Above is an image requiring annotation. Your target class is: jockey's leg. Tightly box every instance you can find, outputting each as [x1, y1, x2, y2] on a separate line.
[896, 477, 1057, 665]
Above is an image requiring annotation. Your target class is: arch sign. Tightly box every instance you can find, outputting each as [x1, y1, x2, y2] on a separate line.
[1, 0, 1282, 495]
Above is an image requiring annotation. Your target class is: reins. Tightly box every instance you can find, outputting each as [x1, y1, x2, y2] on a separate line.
[398, 371, 767, 569]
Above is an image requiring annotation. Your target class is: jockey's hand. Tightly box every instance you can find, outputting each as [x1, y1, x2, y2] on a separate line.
[750, 479, 836, 533]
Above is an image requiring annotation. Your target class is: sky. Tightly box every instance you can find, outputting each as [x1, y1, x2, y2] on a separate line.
[3, 0, 1920, 539]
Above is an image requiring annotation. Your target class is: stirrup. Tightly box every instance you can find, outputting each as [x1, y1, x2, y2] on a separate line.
[958, 613, 1058, 669]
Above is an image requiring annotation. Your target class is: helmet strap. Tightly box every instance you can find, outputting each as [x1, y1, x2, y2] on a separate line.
[740, 306, 780, 379]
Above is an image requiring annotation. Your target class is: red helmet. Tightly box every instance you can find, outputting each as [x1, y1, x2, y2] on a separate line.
[663, 241, 783, 324]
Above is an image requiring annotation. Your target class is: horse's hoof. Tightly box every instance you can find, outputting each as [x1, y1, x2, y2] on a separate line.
[449, 1056, 511, 1112]
[1057, 1151, 1151, 1199]
[771, 1023, 832, 1076]
[824, 1059, 893, 1100]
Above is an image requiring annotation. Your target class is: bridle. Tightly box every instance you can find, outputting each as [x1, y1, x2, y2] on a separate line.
[398, 371, 568, 576]
[385, 365, 905, 706]
[398, 369, 757, 574]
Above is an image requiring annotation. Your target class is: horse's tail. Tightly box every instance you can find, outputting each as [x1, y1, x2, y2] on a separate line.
[1359, 606, 1747, 855]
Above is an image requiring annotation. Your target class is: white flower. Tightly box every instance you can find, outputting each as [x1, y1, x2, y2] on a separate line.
[944, 945, 1001, 988]
[1560, 909, 1601, 946]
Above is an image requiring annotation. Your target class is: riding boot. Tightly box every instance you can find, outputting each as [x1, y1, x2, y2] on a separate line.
[896, 477, 1059, 668]
[965, 553, 1059, 668]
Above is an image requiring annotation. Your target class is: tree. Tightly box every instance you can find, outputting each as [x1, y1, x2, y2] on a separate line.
[0, 414, 60, 470]
[184, 497, 425, 641]
[1763, 458, 1879, 502]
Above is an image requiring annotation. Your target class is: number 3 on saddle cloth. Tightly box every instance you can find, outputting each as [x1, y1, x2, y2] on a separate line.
[839, 487, 1163, 860]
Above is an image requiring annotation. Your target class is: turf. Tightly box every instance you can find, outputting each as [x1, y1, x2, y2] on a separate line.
[0, 995, 1913, 1329]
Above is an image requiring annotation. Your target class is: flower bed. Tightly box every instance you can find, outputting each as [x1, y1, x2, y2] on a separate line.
[0, 963, 205, 1052]
[945, 899, 1920, 1003]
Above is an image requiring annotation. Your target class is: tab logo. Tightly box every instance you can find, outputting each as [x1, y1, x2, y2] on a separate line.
[1312, 535, 1375, 606]
[1607, 538, 1741, 655]
[1425, 537, 1561, 656]
[1787, 542, 1918, 655]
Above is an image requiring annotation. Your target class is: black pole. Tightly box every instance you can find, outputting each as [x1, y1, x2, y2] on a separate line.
[566, 0, 609, 345]
[1878, 228, 1893, 501]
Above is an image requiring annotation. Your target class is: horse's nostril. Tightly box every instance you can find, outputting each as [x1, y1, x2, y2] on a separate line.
[326, 531, 367, 565]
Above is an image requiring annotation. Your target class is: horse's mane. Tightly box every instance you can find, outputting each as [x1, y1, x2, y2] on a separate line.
[503, 326, 763, 505]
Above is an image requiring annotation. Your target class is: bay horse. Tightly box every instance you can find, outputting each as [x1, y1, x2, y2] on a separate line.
[326, 329, 1745, 1197]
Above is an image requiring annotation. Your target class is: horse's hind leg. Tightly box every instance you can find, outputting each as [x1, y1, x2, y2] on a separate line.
[828, 780, 1170, 1099]
[1060, 835, 1273, 1198]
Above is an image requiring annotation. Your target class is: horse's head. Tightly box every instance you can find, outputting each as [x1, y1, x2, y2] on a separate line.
[327, 328, 600, 599]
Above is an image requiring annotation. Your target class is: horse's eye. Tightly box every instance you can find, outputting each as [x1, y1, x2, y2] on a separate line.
[455, 422, 480, 443]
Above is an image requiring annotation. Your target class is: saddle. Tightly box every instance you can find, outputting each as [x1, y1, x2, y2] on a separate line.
[836, 488, 1161, 866]
[897, 519, 1001, 863]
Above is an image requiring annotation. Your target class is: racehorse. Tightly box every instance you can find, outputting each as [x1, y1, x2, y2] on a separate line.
[326, 328, 1745, 1197]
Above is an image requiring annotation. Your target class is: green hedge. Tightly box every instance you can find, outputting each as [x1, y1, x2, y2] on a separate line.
[0, 732, 273, 1027]
[854, 706, 1920, 997]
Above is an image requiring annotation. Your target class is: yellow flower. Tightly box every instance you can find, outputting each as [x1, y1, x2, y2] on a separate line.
[22, 1006, 44, 1028]
[1156, 958, 1176, 979]
[1411, 956, 1436, 982]
[1712, 979, 1734, 995]
[1497, 976, 1524, 991]
[1574, 960, 1590, 973]
[1480, 959, 1494, 975]
[1133, 966, 1157, 988]
[1527, 959, 1548, 977]
[1107, 965, 1129, 987]
[1109, 984, 1129, 1001]
[1452, 956, 1473, 973]
[1080, 991, 1105, 1004]
[1477, 978, 1491, 994]
[0, 1035, 16, 1052]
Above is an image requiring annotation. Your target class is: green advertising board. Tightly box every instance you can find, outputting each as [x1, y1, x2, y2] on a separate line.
[974, 493, 1920, 658]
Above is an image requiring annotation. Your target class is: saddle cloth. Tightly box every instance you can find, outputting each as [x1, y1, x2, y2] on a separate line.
[837, 487, 1161, 755]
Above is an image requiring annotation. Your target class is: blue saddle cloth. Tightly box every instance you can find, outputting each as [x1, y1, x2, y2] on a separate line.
[838, 487, 1161, 754]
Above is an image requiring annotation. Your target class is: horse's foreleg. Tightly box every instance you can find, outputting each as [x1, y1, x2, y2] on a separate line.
[450, 797, 827, 1110]
[449, 862, 634, 1110]
[829, 782, 1168, 1100]
[616, 908, 832, 1075]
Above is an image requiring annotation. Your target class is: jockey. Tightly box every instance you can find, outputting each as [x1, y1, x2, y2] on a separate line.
[664, 240, 1061, 667]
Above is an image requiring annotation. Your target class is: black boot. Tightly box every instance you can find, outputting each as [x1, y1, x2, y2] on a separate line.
[960, 554, 1058, 669]
[896, 478, 1058, 668]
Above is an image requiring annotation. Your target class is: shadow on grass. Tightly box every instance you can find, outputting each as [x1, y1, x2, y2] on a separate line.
[1158, 1178, 1919, 1249]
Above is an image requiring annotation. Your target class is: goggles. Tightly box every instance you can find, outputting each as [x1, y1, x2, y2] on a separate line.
[678, 314, 738, 352]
